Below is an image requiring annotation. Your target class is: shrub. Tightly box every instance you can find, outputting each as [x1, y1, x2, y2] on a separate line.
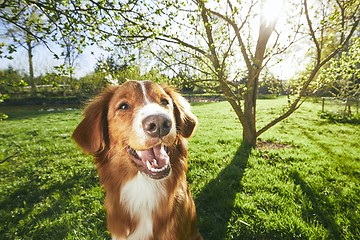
[319, 111, 360, 124]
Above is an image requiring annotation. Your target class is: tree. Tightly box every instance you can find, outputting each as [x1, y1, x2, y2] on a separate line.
[0, 66, 27, 94]
[319, 37, 360, 115]
[258, 71, 284, 96]
[0, 0, 141, 82]
[95, 54, 139, 83]
[56, 34, 82, 96]
[1, 6, 47, 95]
[118, 0, 359, 147]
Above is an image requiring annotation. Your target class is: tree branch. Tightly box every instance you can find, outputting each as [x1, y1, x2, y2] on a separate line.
[258, 2, 359, 138]
[304, 0, 321, 63]
[206, 2, 254, 71]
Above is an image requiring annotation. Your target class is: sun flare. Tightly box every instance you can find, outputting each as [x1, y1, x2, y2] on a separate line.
[261, 0, 284, 26]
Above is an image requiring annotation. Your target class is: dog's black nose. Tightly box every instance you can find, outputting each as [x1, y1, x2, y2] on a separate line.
[142, 114, 172, 138]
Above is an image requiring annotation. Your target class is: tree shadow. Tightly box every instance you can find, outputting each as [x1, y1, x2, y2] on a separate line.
[293, 122, 337, 157]
[0, 161, 107, 239]
[196, 141, 252, 239]
[0, 104, 80, 121]
[290, 170, 341, 239]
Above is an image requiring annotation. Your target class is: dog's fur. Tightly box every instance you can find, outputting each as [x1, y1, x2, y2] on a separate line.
[72, 80, 203, 240]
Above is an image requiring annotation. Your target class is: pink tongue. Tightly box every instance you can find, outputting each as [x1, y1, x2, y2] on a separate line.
[137, 145, 169, 168]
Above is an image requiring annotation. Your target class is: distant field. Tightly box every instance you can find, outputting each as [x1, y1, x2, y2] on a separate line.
[1, 98, 359, 239]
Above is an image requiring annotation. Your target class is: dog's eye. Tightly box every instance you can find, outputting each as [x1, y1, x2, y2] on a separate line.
[160, 98, 169, 106]
[118, 103, 129, 110]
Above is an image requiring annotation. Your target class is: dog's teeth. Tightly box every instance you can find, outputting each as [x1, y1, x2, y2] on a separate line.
[145, 159, 169, 173]
[146, 161, 151, 170]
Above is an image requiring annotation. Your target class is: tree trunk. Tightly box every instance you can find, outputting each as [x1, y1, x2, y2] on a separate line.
[242, 117, 257, 148]
[26, 35, 36, 96]
[242, 75, 258, 147]
[240, 1, 278, 148]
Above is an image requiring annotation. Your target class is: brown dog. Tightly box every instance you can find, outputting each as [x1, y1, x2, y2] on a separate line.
[72, 80, 203, 240]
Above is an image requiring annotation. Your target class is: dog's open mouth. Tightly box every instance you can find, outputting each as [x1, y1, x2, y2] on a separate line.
[127, 144, 171, 179]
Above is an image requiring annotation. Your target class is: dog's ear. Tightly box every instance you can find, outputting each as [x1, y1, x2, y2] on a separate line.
[72, 86, 117, 155]
[162, 85, 198, 138]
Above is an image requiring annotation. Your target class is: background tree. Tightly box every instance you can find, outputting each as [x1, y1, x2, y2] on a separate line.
[258, 70, 284, 96]
[57, 34, 82, 96]
[319, 37, 360, 115]
[0, 66, 27, 119]
[0, 66, 27, 94]
[0, 0, 141, 81]
[95, 54, 139, 83]
[1, 6, 47, 95]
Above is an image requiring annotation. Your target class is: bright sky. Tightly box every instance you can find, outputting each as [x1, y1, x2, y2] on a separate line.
[261, 0, 310, 79]
[0, 42, 106, 78]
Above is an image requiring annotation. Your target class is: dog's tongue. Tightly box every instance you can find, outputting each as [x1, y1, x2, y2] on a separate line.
[136, 145, 169, 169]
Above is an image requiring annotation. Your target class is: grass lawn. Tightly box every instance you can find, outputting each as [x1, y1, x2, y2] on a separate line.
[1, 99, 359, 239]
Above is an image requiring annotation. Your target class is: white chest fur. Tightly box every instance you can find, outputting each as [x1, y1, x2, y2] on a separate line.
[119, 172, 167, 240]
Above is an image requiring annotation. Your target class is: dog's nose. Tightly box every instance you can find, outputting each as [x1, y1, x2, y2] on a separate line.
[142, 114, 172, 138]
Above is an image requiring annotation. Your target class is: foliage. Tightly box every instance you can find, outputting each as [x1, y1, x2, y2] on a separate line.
[94, 55, 171, 85]
[1, 99, 359, 239]
[0, 93, 7, 120]
[0, 0, 143, 82]
[168, 72, 197, 93]
[0, 67, 171, 102]
[0, 67, 28, 94]
[258, 71, 284, 95]
[1, 5, 49, 95]
[74, 71, 109, 96]
[1, 5, 44, 59]
[320, 111, 360, 124]
[318, 37, 360, 112]
[0, 67, 73, 98]
[95, 54, 140, 84]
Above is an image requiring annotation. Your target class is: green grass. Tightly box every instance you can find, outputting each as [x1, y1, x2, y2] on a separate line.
[1, 99, 359, 239]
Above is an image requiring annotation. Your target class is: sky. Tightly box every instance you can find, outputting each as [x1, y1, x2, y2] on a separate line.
[0, 42, 106, 78]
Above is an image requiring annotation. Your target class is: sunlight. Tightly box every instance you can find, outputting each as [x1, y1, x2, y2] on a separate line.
[261, 0, 284, 26]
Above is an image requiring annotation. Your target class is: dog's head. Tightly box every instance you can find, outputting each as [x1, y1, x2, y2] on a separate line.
[72, 80, 197, 180]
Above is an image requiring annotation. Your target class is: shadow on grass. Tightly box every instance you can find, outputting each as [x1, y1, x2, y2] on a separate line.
[301, 130, 337, 157]
[196, 141, 252, 239]
[290, 171, 341, 239]
[0, 162, 107, 239]
[0, 104, 80, 121]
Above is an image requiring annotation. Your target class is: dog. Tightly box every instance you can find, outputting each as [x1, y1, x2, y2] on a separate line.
[72, 80, 203, 240]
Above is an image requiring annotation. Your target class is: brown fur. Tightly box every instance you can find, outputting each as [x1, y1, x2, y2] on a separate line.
[72, 81, 202, 240]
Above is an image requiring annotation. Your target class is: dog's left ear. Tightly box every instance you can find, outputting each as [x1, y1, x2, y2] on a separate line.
[72, 86, 117, 155]
[162, 85, 198, 138]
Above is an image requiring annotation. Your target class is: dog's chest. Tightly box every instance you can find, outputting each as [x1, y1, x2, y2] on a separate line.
[120, 173, 167, 239]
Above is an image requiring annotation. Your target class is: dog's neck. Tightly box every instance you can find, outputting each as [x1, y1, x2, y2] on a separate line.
[119, 172, 168, 239]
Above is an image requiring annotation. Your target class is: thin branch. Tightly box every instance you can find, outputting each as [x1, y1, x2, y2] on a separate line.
[197, 0, 221, 70]
[221, 34, 237, 72]
[155, 34, 210, 59]
[258, 1, 359, 137]
[207, 2, 254, 70]
[304, 0, 321, 63]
